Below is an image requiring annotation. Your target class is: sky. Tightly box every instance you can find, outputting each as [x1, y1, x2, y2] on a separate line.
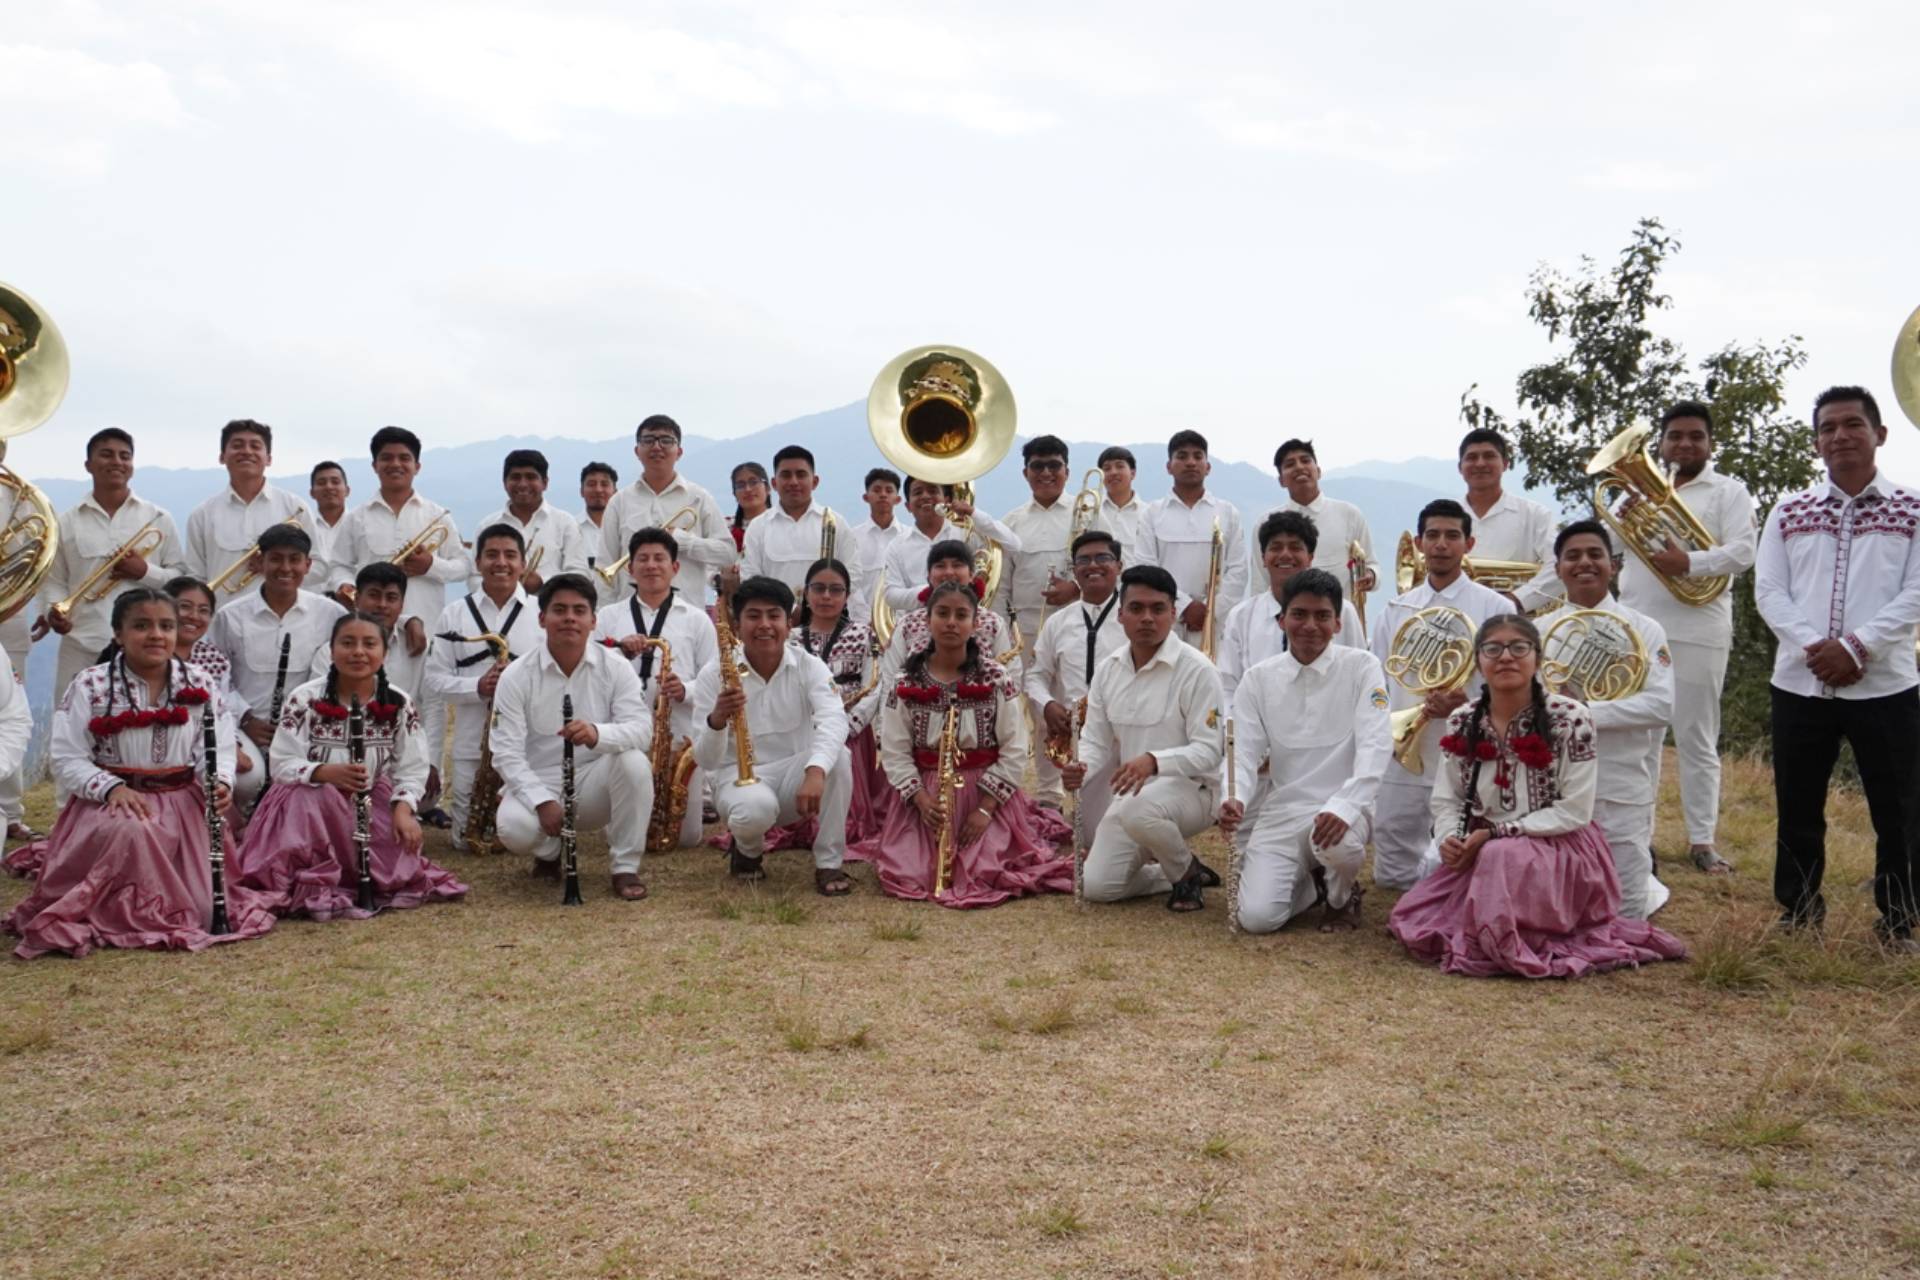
[6, 0, 1917, 484]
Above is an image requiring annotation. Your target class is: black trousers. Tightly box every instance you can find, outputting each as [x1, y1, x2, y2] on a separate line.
[1771, 685, 1920, 935]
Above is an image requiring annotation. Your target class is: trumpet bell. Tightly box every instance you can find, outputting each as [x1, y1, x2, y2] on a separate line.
[0, 282, 69, 441]
[1895, 304, 1920, 431]
[866, 345, 1017, 485]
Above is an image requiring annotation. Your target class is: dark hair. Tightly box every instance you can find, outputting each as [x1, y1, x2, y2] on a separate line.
[110, 586, 176, 633]
[369, 425, 422, 462]
[221, 418, 272, 453]
[1463, 614, 1554, 764]
[310, 460, 346, 485]
[257, 523, 313, 557]
[1167, 429, 1209, 457]
[1070, 530, 1122, 561]
[1553, 518, 1612, 558]
[905, 475, 949, 500]
[580, 461, 618, 485]
[1280, 567, 1343, 614]
[474, 523, 526, 557]
[1273, 438, 1316, 471]
[324, 610, 396, 711]
[730, 575, 795, 618]
[1097, 445, 1136, 471]
[863, 468, 902, 491]
[1417, 498, 1472, 539]
[537, 573, 598, 611]
[1659, 400, 1714, 438]
[636, 414, 683, 443]
[1813, 385, 1883, 430]
[85, 427, 134, 458]
[627, 527, 680, 562]
[1022, 435, 1069, 464]
[772, 444, 816, 473]
[794, 558, 852, 633]
[730, 461, 768, 529]
[1119, 564, 1179, 604]
[1457, 427, 1512, 463]
[354, 561, 408, 594]
[903, 580, 986, 683]
[163, 575, 216, 609]
[502, 449, 549, 481]
[927, 539, 973, 572]
[95, 590, 184, 713]
[1257, 509, 1319, 556]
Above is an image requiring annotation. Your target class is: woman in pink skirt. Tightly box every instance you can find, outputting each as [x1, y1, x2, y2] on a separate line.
[5, 589, 277, 958]
[852, 579, 1071, 907]
[1387, 614, 1688, 978]
[233, 612, 467, 920]
[167, 575, 264, 826]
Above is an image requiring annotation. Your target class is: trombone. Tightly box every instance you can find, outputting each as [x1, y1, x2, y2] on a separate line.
[208, 512, 304, 594]
[48, 520, 166, 625]
[596, 503, 700, 586]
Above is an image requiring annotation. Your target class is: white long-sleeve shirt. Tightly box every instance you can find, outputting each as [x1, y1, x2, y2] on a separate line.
[1464, 489, 1561, 610]
[425, 588, 543, 759]
[52, 658, 234, 803]
[209, 588, 348, 719]
[852, 519, 907, 600]
[39, 494, 186, 651]
[881, 514, 1022, 613]
[1217, 588, 1365, 707]
[267, 677, 430, 810]
[741, 503, 870, 622]
[1024, 593, 1126, 713]
[1096, 494, 1145, 554]
[466, 502, 593, 596]
[998, 497, 1076, 621]
[490, 642, 654, 812]
[1535, 599, 1675, 807]
[599, 474, 734, 605]
[326, 493, 470, 628]
[1078, 637, 1225, 783]
[1369, 573, 1512, 784]
[184, 483, 317, 598]
[1230, 645, 1392, 831]
[1615, 462, 1759, 648]
[689, 645, 847, 781]
[593, 592, 720, 744]
[1755, 471, 1920, 700]
[1278, 492, 1378, 586]
[0, 648, 32, 783]
[1134, 492, 1251, 646]
[1429, 694, 1599, 838]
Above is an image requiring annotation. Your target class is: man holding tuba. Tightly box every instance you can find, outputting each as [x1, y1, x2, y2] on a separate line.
[1614, 402, 1758, 876]
[326, 427, 470, 659]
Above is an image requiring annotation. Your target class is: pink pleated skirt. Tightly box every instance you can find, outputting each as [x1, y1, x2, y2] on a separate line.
[848, 766, 1073, 909]
[234, 778, 467, 921]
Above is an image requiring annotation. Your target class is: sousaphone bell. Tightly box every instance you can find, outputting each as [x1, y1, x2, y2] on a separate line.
[0, 283, 67, 624]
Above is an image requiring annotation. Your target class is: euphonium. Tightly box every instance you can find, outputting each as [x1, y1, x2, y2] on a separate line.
[932, 699, 960, 899]
[1587, 424, 1730, 607]
[49, 520, 165, 625]
[712, 597, 757, 786]
[1540, 608, 1648, 702]
[634, 636, 697, 853]
[597, 503, 699, 585]
[208, 513, 305, 595]
[1393, 531, 1541, 596]
[436, 629, 510, 851]
[1200, 518, 1224, 660]
[1382, 605, 1477, 775]
[0, 282, 66, 626]
[1068, 467, 1104, 543]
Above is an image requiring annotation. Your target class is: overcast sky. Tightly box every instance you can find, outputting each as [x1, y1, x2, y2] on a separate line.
[7, 0, 1917, 485]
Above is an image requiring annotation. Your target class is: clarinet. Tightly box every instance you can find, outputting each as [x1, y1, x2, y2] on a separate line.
[247, 634, 293, 816]
[560, 693, 582, 906]
[350, 694, 374, 912]
[201, 703, 231, 936]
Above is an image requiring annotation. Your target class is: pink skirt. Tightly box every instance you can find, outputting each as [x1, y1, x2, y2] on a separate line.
[4, 788, 277, 959]
[1387, 822, 1688, 978]
[4, 790, 247, 882]
[234, 778, 468, 921]
[848, 767, 1073, 909]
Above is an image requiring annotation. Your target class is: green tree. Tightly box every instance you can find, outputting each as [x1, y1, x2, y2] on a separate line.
[1460, 217, 1816, 755]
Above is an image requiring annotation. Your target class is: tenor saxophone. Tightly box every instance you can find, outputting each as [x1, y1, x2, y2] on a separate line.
[712, 600, 757, 786]
[634, 636, 697, 852]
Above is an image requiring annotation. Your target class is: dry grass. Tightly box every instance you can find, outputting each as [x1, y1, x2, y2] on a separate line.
[3, 751, 1918, 1278]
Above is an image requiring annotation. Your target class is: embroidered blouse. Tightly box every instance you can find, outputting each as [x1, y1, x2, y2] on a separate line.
[268, 676, 429, 809]
[1429, 693, 1597, 840]
[878, 658, 1027, 805]
[795, 619, 883, 734]
[51, 658, 235, 804]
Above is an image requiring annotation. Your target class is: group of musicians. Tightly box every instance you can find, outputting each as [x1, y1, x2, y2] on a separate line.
[5, 377, 1917, 970]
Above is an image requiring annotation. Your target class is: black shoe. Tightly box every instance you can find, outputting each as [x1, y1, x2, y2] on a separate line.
[1168, 877, 1205, 912]
[1189, 855, 1221, 889]
[729, 849, 766, 881]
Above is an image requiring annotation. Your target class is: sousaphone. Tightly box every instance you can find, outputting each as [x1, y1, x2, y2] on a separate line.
[0, 283, 66, 623]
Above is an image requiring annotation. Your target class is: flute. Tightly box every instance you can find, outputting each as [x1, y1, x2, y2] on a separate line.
[560, 693, 582, 906]
[201, 703, 231, 936]
[350, 694, 374, 912]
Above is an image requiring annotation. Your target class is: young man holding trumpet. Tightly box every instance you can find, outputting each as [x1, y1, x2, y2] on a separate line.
[468, 449, 592, 599]
[326, 426, 470, 659]
[183, 419, 319, 596]
[1134, 430, 1249, 652]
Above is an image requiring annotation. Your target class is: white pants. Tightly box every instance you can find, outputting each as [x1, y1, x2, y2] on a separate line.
[1593, 796, 1668, 920]
[0, 616, 28, 823]
[1234, 809, 1371, 933]
[233, 748, 268, 811]
[1081, 775, 1214, 903]
[1069, 761, 1114, 854]
[448, 752, 483, 839]
[713, 748, 851, 869]
[1372, 777, 1437, 891]
[1657, 640, 1728, 846]
[496, 750, 655, 876]
[1031, 703, 1064, 808]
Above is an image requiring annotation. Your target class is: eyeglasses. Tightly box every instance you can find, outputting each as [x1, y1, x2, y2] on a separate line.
[638, 434, 679, 449]
[806, 582, 848, 597]
[732, 478, 766, 491]
[173, 603, 213, 619]
[1026, 460, 1066, 473]
[1072, 553, 1117, 567]
[1478, 640, 1537, 659]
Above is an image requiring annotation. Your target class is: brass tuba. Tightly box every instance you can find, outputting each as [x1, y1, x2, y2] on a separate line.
[1381, 605, 1477, 774]
[1394, 531, 1540, 596]
[0, 282, 67, 624]
[867, 345, 1016, 607]
[633, 637, 697, 852]
[1894, 303, 1920, 431]
[1587, 424, 1729, 607]
[1540, 608, 1647, 702]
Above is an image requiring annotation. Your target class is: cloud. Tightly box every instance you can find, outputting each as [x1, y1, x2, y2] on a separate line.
[1576, 161, 1706, 193]
[1195, 77, 1452, 172]
[0, 43, 191, 175]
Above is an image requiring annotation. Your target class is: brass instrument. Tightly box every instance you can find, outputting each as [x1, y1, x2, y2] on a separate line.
[524, 545, 545, 576]
[350, 695, 375, 912]
[436, 629, 510, 852]
[712, 596, 758, 786]
[634, 636, 697, 853]
[1540, 608, 1648, 702]
[867, 344, 1016, 607]
[388, 517, 451, 568]
[844, 627, 884, 710]
[596, 503, 699, 585]
[1382, 605, 1477, 774]
[1896, 304, 1920, 431]
[208, 512, 305, 594]
[48, 520, 165, 625]
[1393, 530, 1541, 596]
[996, 610, 1024, 666]
[1068, 467, 1104, 544]
[820, 506, 838, 564]
[932, 699, 960, 899]
[1200, 517, 1224, 659]
[0, 282, 65, 625]
[1587, 424, 1729, 607]
[1346, 539, 1370, 643]
[870, 568, 895, 649]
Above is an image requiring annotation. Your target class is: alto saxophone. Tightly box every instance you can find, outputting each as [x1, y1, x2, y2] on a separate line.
[712, 600, 758, 786]
[436, 629, 510, 852]
[634, 636, 697, 853]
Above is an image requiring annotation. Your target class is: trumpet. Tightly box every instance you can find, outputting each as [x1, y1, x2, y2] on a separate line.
[1382, 605, 1476, 774]
[48, 520, 165, 625]
[596, 503, 700, 585]
[1199, 518, 1224, 660]
[208, 512, 304, 594]
[388, 517, 451, 568]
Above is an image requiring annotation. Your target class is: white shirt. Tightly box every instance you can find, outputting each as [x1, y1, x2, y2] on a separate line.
[1279, 491, 1378, 585]
[1231, 644, 1392, 831]
[327, 493, 470, 628]
[0, 648, 32, 784]
[185, 483, 318, 598]
[1616, 462, 1759, 647]
[1755, 471, 1920, 700]
[881, 515, 1022, 613]
[268, 676, 431, 810]
[1368, 573, 1512, 783]
[599, 474, 734, 605]
[741, 503, 870, 623]
[467, 502, 592, 595]
[852, 518, 907, 596]
[209, 588, 349, 719]
[310, 510, 349, 588]
[1096, 494, 1145, 554]
[491, 641, 654, 812]
[53, 658, 234, 802]
[1024, 592, 1126, 712]
[999, 497, 1076, 620]
[1135, 492, 1252, 644]
[1430, 694, 1599, 838]
[425, 587, 544, 758]
[577, 512, 605, 571]
[40, 493, 186, 649]
[690, 645, 848, 780]
[1217, 588, 1365, 706]
[593, 591, 720, 744]
[1078, 637, 1225, 783]
[1464, 488, 1560, 610]
[1536, 598, 1675, 807]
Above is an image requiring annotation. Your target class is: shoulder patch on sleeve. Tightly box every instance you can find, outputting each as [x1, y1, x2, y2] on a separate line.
[1656, 645, 1671, 668]
[1370, 686, 1389, 709]
[1205, 707, 1219, 729]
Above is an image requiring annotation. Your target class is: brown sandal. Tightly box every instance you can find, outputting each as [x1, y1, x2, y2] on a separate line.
[610, 872, 649, 901]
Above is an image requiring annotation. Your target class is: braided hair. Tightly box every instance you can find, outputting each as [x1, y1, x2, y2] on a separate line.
[1462, 612, 1554, 755]
[903, 579, 986, 683]
[323, 610, 396, 709]
[94, 589, 181, 721]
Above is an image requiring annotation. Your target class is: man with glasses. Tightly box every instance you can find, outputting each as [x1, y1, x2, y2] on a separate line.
[999, 436, 1082, 807]
[599, 415, 733, 606]
[1027, 531, 1128, 826]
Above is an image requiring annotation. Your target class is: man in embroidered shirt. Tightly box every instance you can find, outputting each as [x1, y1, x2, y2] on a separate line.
[691, 576, 855, 896]
[184, 418, 316, 599]
[593, 527, 719, 849]
[599, 416, 732, 606]
[881, 477, 1021, 616]
[209, 523, 346, 810]
[1062, 565, 1225, 912]
[1218, 510, 1366, 708]
[1273, 438, 1378, 605]
[491, 574, 656, 901]
[1458, 427, 1560, 611]
[427, 525, 544, 847]
[851, 467, 906, 608]
[1027, 531, 1128, 820]
[326, 426, 470, 660]
[1135, 430, 1250, 652]
[1096, 446, 1145, 552]
[578, 461, 618, 577]
[1756, 386, 1920, 951]
[1219, 569, 1391, 933]
[469, 449, 591, 600]
[1369, 499, 1510, 890]
[308, 461, 351, 601]
[741, 445, 871, 622]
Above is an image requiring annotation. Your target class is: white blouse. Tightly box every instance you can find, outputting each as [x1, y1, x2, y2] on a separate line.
[52, 658, 235, 804]
[877, 660, 1028, 806]
[1428, 693, 1598, 840]
[268, 676, 430, 809]
[794, 618, 883, 734]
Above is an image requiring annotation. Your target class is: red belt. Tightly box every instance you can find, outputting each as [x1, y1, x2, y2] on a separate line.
[108, 766, 198, 794]
[913, 747, 1000, 770]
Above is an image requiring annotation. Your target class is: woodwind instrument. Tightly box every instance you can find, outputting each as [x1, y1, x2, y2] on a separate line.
[711, 597, 757, 786]
[634, 636, 697, 853]
[436, 629, 509, 851]
[1200, 517, 1224, 660]
[932, 699, 960, 899]
[47, 520, 164, 625]
[350, 694, 374, 912]
[246, 635, 292, 817]
[200, 702, 230, 935]
[208, 512, 304, 595]
[560, 693, 582, 906]
[1224, 717, 1240, 936]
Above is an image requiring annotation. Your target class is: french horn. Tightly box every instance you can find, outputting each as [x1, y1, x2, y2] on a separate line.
[1382, 605, 1476, 774]
[0, 282, 67, 624]
[1540, 608, 1648, 702]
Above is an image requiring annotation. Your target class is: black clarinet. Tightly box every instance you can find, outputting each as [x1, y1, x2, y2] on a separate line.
[201, 703, 231, 935]
[247, 634, 293, 817]
[561, 693, 581, 906]
[350, 694, 374, 912]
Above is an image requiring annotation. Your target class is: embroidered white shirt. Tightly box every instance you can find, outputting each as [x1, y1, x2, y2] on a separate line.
[268, 677, 430, 809]
[52, 658, 233, 801]
[1368, 573, 1512, 783]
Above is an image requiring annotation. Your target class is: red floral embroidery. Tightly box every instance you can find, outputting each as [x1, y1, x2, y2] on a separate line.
[895, 681, 996, 705]
[314, 698, 401, 723]
[1510, 733, 1553, 770]
[1440, 734, 1498, 761]
[915, 575, 988, 604]
[174, 686, 211, 706]
[89, 706, 192, 736]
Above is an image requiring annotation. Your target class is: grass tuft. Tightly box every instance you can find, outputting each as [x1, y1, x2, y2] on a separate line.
[869, 916, 922, 942]
[1199, 1133, 1238, 1160]
[766, 898, 811, 926]
[1704, 1105, 1812, 1151]
[1020, 1202, 1087, 1239]
[1, 1023, 52, 1056]
[773, 1009, 873, 1054]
